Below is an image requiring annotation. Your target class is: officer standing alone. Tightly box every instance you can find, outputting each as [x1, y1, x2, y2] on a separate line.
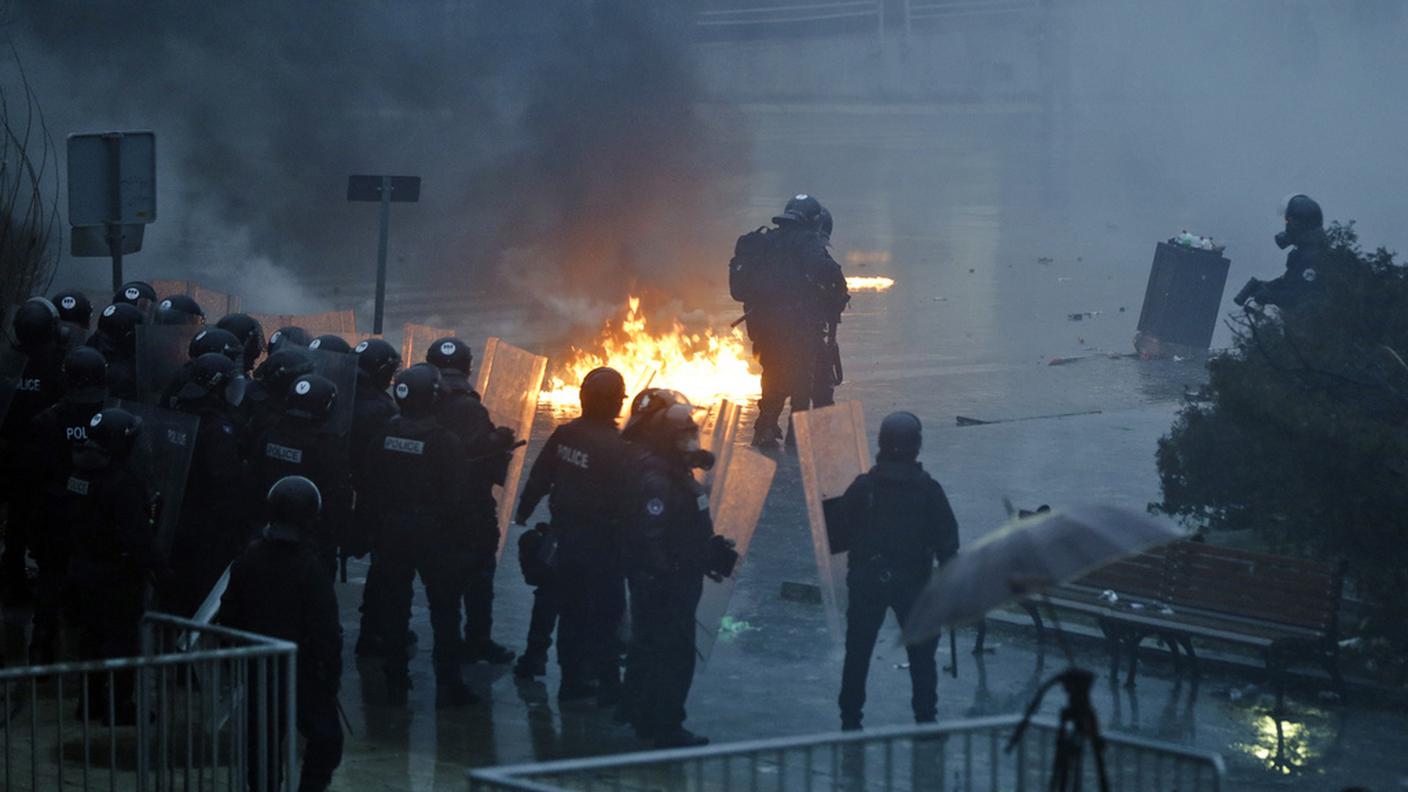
[221, 476, 344, 792]
[832, 412, 959, 731]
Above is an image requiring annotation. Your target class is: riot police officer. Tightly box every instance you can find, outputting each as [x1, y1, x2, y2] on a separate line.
[112, 280, 158, 321]
[154, 294, 206, 326]
[735, 195, 849, 448]
[51, 288, 94, 343]
[514, 367, 630, 700]
[243, 347, 316, 450]
[165, 352, 249, 616]
[215, 312, 265, 375]
[27, 346, 109, 661]
[158, 326, 244, 410]
[833, 412, 959, 731]
[350, 338, 404, 657]
[221, 476, 343, 792]
[85, 302, 144, 400]
[362, 364, 478, 706]
[1234, 194, 1331, 310]
[267, 325, 311, 355]
[1, 297, 66, 600]
[426, 337, 517, 665]
[247, 373, 352, 574]
[63, 408, 161, 723]
[618, 389, 737, 748]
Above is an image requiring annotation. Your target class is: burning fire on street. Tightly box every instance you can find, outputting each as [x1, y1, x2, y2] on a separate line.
[541, 296, 760, 414]
[846, 275, 896, 292]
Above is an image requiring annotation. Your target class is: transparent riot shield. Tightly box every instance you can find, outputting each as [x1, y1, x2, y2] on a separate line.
[473, 337, 548, 559]
[308, 347, 358, 441]
[151, 279, 242, 316]
[694, 447, 777, 666]
[0, 344, 27, 429]
[400, 322, 457, 366]
[251, 309, 357, 339]
[112, 400, 200, 557]
[695, 399, 741, 490]
[136, 324, 202, 405]
[793, 401, 872, 641]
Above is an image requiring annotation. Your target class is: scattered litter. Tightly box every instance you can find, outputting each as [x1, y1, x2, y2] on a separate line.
[1099, 590, 1119, 605]
[968, 268, 975, 274]
[894, 662, 911, 670]
[1339, 637, 1362, 650]
[1158, 605, 1175, 615]
[1172, 355, 1186, 362]
[932, 296, 949, 302]
[1077, 337, 1086, 345]
[1228, 688, 1243, 702]
[1057, 277, 1072, 283]
[719, 617, 758, 639]
[1118, 306, 1126, 313]
[1037, 256, 1054, 265]
[1171, 229, 1224, 253]
[780, 581, 823, 604]
[1067, 311, 1103, 321]
[1128, 602, 1145, 610]
[1076, 256, 1084, 262]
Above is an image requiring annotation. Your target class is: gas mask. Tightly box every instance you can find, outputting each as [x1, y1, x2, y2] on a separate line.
[1275, 229, 1292, 250]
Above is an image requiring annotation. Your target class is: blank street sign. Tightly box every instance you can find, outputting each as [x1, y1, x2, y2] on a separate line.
[67, 131, 156, 226]
[347, 175, 420, 203]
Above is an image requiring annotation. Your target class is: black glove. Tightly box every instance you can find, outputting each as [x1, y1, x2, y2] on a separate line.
[1232, 277, 1262, 307]
[489, 426, 517, 453]
[684, 449, 716, 471]
[705, 535, 739, 582]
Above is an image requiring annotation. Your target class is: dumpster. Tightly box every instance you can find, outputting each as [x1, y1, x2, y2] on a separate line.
[1134, 240, 1230, 358]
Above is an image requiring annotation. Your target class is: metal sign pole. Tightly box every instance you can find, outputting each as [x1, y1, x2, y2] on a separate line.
[374, 176, 391, 335]
[104, 133, 124, 290]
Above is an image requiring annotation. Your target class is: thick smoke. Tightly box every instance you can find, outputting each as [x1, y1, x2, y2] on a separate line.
[12, 1, 738, 331]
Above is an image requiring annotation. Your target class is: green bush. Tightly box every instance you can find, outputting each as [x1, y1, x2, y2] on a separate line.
[1156, 222, 1408, 652]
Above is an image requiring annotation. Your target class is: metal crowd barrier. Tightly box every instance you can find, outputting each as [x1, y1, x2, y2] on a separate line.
[468, 714, 1224, 791]
[1, 612, 297, 791]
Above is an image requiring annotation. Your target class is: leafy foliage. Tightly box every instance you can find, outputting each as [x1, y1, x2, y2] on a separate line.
[1156, 223, 1408, 647]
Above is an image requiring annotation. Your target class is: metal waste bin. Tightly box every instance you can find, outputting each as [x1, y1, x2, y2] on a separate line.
[1135, 241, 1230, 355]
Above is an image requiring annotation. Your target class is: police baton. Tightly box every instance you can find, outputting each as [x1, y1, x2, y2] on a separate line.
[729, 312, 750, 329]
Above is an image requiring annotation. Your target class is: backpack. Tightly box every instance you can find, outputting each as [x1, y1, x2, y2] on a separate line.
[728, 226, 776, 304]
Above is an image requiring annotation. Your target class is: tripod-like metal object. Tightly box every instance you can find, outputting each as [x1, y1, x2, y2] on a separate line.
[1008, 668, 1111, 792]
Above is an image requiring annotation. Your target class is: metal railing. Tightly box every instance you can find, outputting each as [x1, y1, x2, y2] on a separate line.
[1, 612, 298, 791]
[468, 714, 1224, 791]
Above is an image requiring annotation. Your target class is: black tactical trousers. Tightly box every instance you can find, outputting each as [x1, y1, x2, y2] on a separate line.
[812, 338, 837, 409]
[839, 575, 939, 725]
[522, 581, 559, 662]
[557, 564, 626, 689]
[622, 570, 703, 736]
[756, 341, 819, 433]
[375, 537, 466, 677]
[461, 549, 498, 646]
[246, 672, 344, 792]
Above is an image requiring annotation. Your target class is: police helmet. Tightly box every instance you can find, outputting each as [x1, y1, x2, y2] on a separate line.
[392, 363, 441, 415]
[84, 407, 143, 461]
[1283, 194, 1323, 231]
[580, 366, 626, 420]
[425, 337, 472, 374]
[253, 348, 315, 395]
[622, 388, 697, 446]
[177, 352, 245, 407]
[62, 346, 108, 403]
[215, 313, 265, 369]
[113, 281, 157, 311]
[265, 475, 322, 542]
[51, 289, 93, 329]
[95, 302, 145, 352]
[308, 334, 351, 354]
[355, 338, 402, 388]
[12, 297, 60, 349]
[878, 411, 922, 459]
[284, 373, 338, 422]
[267, 326, 311, 355]
[155, 294, 206, 326]
[188, 327, 243, 362]
[773, 193, 824, 228]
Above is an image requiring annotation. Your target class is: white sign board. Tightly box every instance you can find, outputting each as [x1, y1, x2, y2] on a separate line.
[67, 131, 156, 226]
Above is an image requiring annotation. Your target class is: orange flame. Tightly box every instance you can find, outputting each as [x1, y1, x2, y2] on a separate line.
[846, 275, 896, 292]
[542, 296, 759, 414]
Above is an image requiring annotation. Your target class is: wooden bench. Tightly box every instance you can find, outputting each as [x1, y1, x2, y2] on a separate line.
[1016, 541, 1345, 706]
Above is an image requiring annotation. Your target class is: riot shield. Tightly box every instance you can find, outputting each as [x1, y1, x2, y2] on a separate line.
[308, 347, 358, 441]
[113, 400, 200, 558]
[473, 337, 548, 559]
[150, 279, 242, 316]
[400, 322, 456, 366]
[0, 344, 26, 429]
[694, 447, 776, 666]
[792, 401, 872, 641]
[696, 399, 741, 491]
[136, 324, 202, 405]
[250, 309, 357, 339]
